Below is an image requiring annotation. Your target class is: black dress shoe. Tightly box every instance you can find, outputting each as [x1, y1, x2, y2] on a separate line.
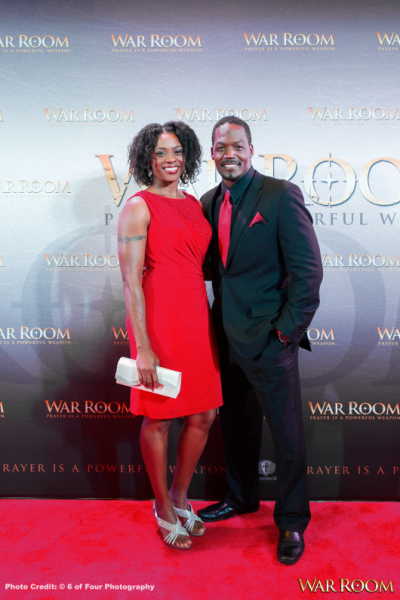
[277, 531, 305, 565]
[197, 501, 258, 522]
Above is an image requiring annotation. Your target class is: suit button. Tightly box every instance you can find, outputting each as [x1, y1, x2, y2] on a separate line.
[223, 275, 228, 281]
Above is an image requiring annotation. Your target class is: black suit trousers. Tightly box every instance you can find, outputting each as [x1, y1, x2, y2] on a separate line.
[218, 333, 311, 533]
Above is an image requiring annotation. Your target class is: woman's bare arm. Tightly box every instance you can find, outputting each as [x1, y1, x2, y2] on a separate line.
[118, 197, 160, 389]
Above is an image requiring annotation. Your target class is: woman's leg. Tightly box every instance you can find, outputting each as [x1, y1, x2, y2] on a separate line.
[140, 415, 191, 547]
[169, 409, 216, 534]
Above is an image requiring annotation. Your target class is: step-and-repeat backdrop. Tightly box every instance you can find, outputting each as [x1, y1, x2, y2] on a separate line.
[1, 0, 399, 500]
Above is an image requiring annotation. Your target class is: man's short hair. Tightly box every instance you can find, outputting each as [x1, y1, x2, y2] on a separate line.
[212, 116, 252, 146]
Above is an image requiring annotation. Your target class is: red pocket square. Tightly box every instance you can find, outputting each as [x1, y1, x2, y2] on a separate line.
[249, 212, 266, 227]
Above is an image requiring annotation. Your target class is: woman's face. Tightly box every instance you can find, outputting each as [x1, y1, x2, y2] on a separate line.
[151, 132, 185, 184]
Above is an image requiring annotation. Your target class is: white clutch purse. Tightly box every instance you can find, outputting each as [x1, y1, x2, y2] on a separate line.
[115, 357, 182, 399]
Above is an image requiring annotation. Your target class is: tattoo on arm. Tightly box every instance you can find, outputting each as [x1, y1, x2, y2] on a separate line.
[118, 235, 147, 244]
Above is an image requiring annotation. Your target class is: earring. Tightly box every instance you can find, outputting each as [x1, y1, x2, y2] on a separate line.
[147, 166, 153, 180]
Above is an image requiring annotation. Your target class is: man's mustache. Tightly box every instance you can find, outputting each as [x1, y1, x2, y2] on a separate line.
[221, 160, 241, 166]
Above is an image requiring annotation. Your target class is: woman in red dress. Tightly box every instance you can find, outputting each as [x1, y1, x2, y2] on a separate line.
[118, 122, 222, 549]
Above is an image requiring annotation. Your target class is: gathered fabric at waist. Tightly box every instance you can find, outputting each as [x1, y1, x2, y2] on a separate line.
[133, 271, 210, 333]
[143, 266, 206, 290]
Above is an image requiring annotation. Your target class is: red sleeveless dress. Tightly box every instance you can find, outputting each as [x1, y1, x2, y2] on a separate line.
[126, 190, 223, 419]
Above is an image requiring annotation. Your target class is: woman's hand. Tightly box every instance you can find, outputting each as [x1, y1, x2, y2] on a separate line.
[136, 348, 161, 390]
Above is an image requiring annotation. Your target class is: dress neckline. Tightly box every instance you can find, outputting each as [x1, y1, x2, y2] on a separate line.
[144, 189, 189, 201]
[137, 189, 210, 243]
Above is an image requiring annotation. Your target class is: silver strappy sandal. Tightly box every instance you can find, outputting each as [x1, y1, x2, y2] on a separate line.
[153, 503, 191, 549]
[173, 502, 206, 536]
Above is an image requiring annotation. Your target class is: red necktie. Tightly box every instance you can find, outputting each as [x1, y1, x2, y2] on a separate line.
[218, 190, 232, 267]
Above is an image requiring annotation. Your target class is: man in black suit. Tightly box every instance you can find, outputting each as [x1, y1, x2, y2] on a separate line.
[198, 116, 323, 565]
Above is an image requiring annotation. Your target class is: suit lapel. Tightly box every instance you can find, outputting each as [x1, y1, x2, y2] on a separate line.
[225, 171, 264, 269]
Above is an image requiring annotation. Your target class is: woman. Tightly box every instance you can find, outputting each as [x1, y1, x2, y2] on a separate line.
[118, 122, 222, 549]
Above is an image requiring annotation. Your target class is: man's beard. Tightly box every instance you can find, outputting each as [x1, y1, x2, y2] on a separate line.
[220, 162, 248, 182]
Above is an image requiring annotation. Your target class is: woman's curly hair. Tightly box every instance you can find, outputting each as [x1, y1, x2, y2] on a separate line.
[128, 121, 202, 187]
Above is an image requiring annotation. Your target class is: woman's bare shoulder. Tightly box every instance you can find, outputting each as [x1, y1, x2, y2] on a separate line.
[119, 194, 150, 229]
[121, 194, 149, 215]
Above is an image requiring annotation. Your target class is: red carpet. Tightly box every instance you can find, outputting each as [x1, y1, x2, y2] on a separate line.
[0, 500, 398, 599]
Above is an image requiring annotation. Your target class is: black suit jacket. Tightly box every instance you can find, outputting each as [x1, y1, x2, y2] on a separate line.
[201, 170, 323, 359]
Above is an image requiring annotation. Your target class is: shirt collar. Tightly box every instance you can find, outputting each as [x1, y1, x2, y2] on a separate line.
[221, 166, 255, 204]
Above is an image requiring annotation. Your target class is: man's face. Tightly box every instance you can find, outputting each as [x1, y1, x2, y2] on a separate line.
[211, 124, 254, 186]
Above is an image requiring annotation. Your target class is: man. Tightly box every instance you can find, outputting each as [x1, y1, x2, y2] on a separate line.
[198, 116, 323, 565]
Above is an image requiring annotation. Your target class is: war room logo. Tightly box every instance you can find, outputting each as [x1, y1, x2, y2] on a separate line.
[309, 107, 400, 125]
[43, 109, 135, 127]
[298, 579, 394, 594]
[111, 34, 202, 53]
[0, 180, 70, 198]
[97, 151, 400, 218]
[244, 32, 335, 52]
[45, 399, 134, 419]
[377, 327, 400, 346]
[45, 253, 119, 272]
[307, 328, 335, 346]
[0, 327, 71, 345]
[175, 108, 267, 127]
[113, 327, 129, 345]
[0, 35, 69, 53]
[308, 401, 400, 420]
[304, 153, 400, 211]
[377, 32, 399, 51]
[322, 254, 400, 272]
